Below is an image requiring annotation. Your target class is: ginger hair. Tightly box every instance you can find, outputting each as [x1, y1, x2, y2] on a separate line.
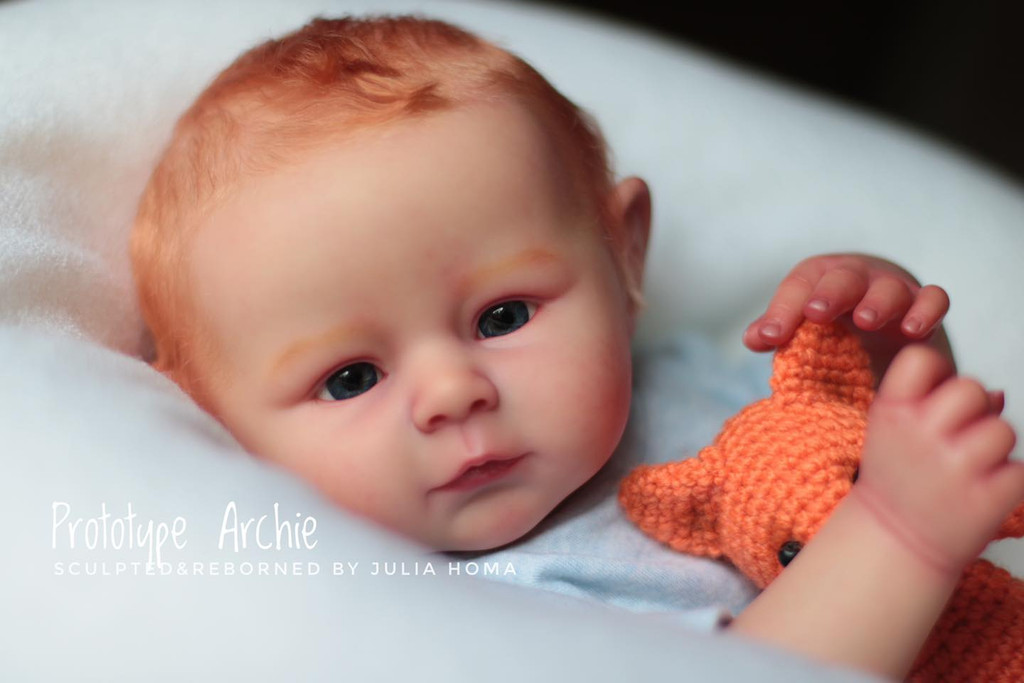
[131, 15, 631, 407]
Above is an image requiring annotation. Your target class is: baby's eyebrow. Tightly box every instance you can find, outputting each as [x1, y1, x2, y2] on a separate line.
[454, 247, 563, 298]
[269, 321, 370, 382]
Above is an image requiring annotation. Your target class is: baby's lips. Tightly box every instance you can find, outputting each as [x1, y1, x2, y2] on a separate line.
[430, 452, 526, 493]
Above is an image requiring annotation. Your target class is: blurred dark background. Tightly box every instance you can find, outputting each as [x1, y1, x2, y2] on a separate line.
[548, 1, 1024, 184]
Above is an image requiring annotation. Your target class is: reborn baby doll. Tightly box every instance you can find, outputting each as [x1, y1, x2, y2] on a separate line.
[130, 15, 1021, 681]
[621, 320, 1024, 682]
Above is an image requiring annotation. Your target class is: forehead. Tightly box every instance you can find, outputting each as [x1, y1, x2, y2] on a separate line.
[193, 97, 581, 249]
[187, 99, 590, 353]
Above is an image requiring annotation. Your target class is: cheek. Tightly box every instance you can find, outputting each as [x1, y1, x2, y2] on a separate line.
[510, 307, 633, 461]
[571, 330, 633, 452]
[231, 400, 402, 516]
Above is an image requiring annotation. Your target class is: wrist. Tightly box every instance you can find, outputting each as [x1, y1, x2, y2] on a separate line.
[847, 484, 968, 581]
[733, 493, 961, 680]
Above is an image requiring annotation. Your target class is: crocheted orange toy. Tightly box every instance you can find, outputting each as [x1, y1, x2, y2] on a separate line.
[620, 320, 1024, 682]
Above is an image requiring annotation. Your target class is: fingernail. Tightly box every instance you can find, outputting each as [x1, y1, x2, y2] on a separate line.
[857, 308, 878, 324]
[807, 299, 829, 313]
[760, 321, 781, 339]
[903, 318, 923, 335]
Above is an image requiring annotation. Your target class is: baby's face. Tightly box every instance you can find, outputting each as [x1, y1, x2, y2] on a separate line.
[188, 100, 636, 550]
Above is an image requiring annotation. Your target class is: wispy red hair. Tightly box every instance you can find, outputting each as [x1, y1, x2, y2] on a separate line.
[131, 15, 628, 407]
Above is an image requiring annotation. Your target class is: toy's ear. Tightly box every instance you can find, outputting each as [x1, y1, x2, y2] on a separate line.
[619, 447, 723, 557]
[769, 321, 874, 411]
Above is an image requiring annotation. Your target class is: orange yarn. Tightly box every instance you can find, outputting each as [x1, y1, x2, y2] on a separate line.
[620, 321, 1024, 682]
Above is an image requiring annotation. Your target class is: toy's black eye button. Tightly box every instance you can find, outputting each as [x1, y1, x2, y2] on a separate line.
[778, 541, 803, 567]
[852, 466, 860, 484]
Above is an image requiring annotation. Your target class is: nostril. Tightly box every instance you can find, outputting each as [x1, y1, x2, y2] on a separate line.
[425, 398, 489, 430]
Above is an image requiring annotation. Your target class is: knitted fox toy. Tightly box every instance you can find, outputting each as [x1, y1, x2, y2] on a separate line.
[620, 321, 1024, 682]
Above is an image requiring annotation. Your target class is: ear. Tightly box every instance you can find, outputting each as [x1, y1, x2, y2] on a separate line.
[769, 321, 875, 411]
[619, 447, 723, 558]
[607, 177, 651, 330]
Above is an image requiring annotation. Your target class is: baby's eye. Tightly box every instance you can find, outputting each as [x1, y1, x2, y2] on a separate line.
[477, 300, 535, 338]
[317, 362, 381, 401]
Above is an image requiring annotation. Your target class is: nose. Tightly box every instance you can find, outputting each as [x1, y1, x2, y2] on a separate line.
[411, 350, 499, 433]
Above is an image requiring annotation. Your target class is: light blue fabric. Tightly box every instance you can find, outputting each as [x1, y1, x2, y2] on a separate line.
[448, 334, 773, 630]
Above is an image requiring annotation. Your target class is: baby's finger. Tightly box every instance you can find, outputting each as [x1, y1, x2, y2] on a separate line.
[877, 345, 955, 402]
[742, 319, 776, 351]
[748, 272, 819, 347]
[924, 377, 992, 434]
[990, 390, 1006, 416]
[953, 416, 1017, 470]
[985, 460, 1024, 522]
[901, 285, 950, 338]
[852, 276, 914, 331]
[805, 267, 870, 322]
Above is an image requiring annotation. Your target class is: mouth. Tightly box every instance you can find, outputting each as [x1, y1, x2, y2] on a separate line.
[432, 454, 526, 493]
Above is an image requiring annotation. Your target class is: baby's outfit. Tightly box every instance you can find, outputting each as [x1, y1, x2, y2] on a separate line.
[447, 334, 770, 631]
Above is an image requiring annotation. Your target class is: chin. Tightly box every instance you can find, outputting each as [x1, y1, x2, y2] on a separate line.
[437, 499, 553, 552]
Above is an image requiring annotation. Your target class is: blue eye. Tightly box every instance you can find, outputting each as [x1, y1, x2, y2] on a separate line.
[318, 362, 380, 401]
[477, 300, 534, 338]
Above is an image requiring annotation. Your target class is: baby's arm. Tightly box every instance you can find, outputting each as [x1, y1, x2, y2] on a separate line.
[731, 345, 1022, 679]
[730, 253, 1022, 679]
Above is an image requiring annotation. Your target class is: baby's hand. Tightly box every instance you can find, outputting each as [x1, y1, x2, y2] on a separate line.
[852, 345, 1022, 576]
[744, 254, 950, 376]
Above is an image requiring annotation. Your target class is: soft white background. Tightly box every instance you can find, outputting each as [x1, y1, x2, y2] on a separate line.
[2, 0, 1021, 679]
